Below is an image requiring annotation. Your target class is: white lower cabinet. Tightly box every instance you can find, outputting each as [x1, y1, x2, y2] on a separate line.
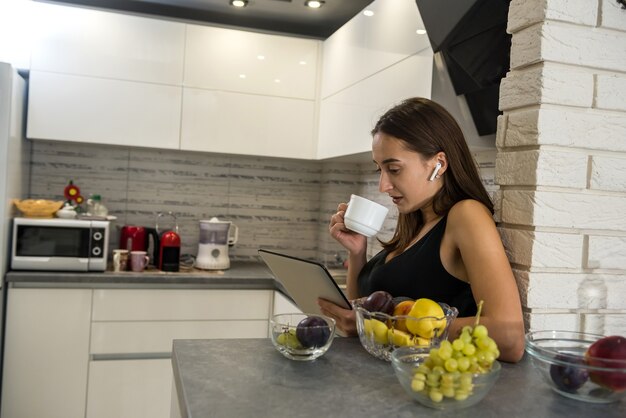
[1, 287, 273, 418]
[1, 288, 92, 418]
[87, 289, 272, 418]
[273, 290, 303, 315]
[86, 359, 172, 418]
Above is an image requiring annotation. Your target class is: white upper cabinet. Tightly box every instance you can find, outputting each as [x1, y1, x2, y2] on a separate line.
[27, 71, 183, 149]
[317, 52, 433, 159]
[184, 25, 319, 100]
[320, 0, 431, 99]
[316, 0, 434, 159]
[30, 2, 185, 85]
[181, 88, 316, 159]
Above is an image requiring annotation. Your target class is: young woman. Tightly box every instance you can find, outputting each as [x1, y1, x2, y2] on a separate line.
[318, 98, 525, 362]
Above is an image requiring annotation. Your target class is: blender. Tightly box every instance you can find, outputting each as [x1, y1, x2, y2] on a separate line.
[195, 217, 238, 270]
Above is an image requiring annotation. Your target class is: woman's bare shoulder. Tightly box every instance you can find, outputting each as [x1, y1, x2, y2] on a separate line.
[447, 199, 493, 222]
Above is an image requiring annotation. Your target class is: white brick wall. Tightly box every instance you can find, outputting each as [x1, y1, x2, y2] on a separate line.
[500, 0, 626, 335]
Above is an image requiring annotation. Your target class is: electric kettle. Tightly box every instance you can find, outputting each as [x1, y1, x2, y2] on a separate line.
[195, 217, 238, 270]
[119, 225, 159, 265]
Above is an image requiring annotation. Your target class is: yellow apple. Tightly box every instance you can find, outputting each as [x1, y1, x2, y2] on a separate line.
[370, 318, 389, 345]
[406, 298, 446, 339]
[388, 328, 416, 347]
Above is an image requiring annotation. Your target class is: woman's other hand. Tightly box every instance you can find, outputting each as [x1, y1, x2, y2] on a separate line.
[318, 297, 357, 337]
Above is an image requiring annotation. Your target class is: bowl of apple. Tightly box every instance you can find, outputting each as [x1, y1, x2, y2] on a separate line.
[525, 330, 626, 403]
[270, 313, 336, 361]
[354, 291, 459, 361]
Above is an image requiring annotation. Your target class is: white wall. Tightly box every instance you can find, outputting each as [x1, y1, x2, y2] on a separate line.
[497, 0, 626, 335]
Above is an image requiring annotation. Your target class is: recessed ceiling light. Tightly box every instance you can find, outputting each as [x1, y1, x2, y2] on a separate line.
[305, 1, 324, 9]
[299, 60, 307, 65]
[230, 0, 247, 7]
[416, 29, 427, 35]
[239, 74, 246, 79]
[363, 10, 374, 17]
[274, 79, 281, 83]
[257, 55, 265, 60]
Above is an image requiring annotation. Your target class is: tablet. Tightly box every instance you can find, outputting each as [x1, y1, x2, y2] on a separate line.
[258, 249, 352, 316]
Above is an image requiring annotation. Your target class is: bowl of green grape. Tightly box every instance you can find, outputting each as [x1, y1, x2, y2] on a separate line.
[390, 323, 501, 410]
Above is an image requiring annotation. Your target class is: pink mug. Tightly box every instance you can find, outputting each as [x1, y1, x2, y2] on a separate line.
[130, 251, 149, 272]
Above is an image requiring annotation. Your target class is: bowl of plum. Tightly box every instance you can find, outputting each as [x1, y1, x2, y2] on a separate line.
[270, 313, 336, 361]
[525, 330, 626, 403]
[354, 291, 459, 361]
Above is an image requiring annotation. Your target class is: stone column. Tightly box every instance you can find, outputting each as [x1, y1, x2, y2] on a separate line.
[497, 0, 626, 334]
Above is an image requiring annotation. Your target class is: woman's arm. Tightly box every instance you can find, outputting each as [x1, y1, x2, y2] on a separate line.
[443, 199, 525, 363]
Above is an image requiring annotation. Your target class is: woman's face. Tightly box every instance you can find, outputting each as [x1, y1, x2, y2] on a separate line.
[372, 132, 443, 214]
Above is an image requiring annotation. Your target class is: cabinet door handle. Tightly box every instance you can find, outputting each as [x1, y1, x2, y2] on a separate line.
[91, 352, 171, 361]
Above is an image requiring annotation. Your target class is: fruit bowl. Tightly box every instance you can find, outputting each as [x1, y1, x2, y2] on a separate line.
[270, 313, 336, 361]
[354, 299, 458, 361]
[525, 330, 626, 403]
[13, 199, 64, 218]
[391, 345, 501, 410]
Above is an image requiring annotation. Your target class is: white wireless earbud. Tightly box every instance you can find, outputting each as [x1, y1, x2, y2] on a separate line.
[429, 162, 442, 182]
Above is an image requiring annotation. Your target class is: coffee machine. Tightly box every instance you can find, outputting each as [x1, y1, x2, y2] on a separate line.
[156, 211, 181, 272]
[195, 217, 238, 270]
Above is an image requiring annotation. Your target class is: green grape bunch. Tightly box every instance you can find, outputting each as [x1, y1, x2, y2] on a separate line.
[409, 301, 499, 403]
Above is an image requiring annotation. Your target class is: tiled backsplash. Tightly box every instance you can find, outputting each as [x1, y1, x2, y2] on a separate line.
[28, 140, 496, 266]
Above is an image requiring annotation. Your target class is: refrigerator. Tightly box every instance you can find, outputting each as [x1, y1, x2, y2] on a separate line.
[0, 61, 30, 395]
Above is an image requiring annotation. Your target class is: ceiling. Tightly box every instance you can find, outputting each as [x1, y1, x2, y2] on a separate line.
[40, 0, 376, 39]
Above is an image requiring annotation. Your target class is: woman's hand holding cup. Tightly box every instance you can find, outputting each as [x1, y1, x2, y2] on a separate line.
[329, 202, 368, 255]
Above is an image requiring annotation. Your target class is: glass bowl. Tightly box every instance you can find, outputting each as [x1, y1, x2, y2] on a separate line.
[14, 199, 64, 218]
[525, 330, 626, 403]
[354, 299, 458, 361]
[270, 313, 336, 361]
[391, 345, 501, 410]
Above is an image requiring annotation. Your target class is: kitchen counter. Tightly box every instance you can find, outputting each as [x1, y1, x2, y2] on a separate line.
[6, 262, 282, 290]
[5, 262, 348, 290]
[171, 337, 626, 418]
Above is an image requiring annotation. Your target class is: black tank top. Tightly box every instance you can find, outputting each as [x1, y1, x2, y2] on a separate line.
[357, 216, 477, 317]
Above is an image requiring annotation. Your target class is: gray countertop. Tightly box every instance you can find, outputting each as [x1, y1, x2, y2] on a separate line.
[5, 262, 348, 290]
[171, 337, 626, 418]
[6, 262, 280, 289]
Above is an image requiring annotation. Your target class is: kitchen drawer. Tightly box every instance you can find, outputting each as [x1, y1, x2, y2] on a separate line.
[90, 320, 270, 355]
[92, 289, 272, 321]
[86, 359, 172, 418]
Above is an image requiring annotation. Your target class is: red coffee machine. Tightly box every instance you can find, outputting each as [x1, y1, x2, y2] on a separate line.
[159, 231, 180, 272]
[156, 212, 180, 272]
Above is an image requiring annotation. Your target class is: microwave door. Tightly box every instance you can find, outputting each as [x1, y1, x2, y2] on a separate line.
[13, 225, 91, 271]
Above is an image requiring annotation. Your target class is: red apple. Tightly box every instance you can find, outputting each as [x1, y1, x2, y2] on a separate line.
[585, 335, 626, 392]
[392, 300, 415, 332]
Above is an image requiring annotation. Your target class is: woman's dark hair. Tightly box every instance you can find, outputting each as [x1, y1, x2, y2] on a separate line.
[371, 97, 494, 253]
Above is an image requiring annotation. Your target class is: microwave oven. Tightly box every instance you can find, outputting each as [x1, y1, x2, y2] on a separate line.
[11, 217, 110, 271]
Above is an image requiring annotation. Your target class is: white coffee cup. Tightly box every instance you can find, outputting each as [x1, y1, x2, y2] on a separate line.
[344, 194, 389, 237]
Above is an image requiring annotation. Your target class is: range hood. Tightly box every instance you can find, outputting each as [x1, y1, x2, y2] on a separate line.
[415, 0, 511, 136]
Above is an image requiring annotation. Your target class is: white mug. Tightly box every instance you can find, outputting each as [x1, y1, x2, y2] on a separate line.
[112, 249, 129, 272]
[344, 194, 389, 237]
